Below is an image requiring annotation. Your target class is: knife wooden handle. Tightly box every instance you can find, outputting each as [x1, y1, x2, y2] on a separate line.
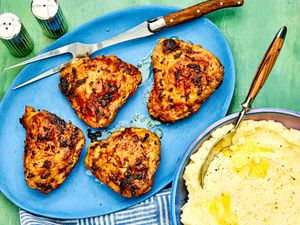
[247, 26, 286, 100]
[163, 0, 244, 27]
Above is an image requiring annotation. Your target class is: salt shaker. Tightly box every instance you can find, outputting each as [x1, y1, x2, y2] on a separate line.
[31, 0, 68, 39]
[0, 13, 34, 57]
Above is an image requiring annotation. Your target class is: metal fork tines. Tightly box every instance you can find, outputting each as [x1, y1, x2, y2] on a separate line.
[6, 43, 90, 70]
[8, 42, 96, 90]
[6, 21, 155, 90]
[12, 60, 71, 90]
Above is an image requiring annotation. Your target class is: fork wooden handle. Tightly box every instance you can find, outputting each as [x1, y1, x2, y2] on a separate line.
[247, 27, 287, 100]
[163, 0, 244, 27]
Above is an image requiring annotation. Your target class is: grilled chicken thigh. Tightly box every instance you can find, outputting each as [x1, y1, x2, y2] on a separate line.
[59, 56, 142, 128]
[85, 127, 161, 197]
[20, 106, 85, 194]
[148, 38, 224, 122]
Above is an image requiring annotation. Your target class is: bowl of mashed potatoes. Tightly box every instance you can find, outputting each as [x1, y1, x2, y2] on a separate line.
[171, 108, 300, 225]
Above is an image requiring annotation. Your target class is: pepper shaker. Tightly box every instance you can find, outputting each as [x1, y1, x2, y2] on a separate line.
[31, 0, 68, 39]
[0, 13, 34, 57]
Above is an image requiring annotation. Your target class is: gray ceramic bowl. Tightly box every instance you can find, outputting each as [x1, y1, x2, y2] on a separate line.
[170, 108, 300, 225]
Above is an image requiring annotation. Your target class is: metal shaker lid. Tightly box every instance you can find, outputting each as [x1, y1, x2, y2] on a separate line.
[0, 13, 22, 40]
[31, 0, 59, 20]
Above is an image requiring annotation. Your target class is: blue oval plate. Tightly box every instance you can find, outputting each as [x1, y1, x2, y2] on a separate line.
[0, 5, 235, 219]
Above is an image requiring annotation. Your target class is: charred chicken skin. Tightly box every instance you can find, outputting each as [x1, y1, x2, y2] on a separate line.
[85, 127, 161, 198]
[148, 38, 224, 122]
[20, 106, 85, 194]
[59, 56, 142, 128]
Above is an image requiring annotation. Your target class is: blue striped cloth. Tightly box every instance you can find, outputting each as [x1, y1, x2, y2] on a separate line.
[19, 189, 172, 225]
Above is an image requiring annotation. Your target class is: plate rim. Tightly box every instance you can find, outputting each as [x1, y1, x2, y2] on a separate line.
[0, 4, 236, 219]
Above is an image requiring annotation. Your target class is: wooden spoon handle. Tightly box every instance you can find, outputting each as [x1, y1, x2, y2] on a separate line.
[247, 26, 287, 101]
[163, 0, 244, 27]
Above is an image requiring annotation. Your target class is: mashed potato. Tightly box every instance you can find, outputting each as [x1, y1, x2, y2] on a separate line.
[181, 120, 300, 225]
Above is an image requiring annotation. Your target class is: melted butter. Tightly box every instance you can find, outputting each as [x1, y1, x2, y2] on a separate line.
[131, 113, 161, 130]
[154, 128, 163, 139]
[227, 142, 274, 178]
[137, 49, 153, 86]
[233, 156, 270, 178]
[209, 193, 239, 225]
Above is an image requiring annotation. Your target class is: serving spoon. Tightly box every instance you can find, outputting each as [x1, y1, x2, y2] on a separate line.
[199, 26, 287, 188]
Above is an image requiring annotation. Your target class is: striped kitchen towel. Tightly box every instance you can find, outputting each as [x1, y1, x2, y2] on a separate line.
[19, 188, 172, 225]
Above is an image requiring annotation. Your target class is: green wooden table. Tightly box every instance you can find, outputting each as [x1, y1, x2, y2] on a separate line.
[0, 0, 299, 224]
